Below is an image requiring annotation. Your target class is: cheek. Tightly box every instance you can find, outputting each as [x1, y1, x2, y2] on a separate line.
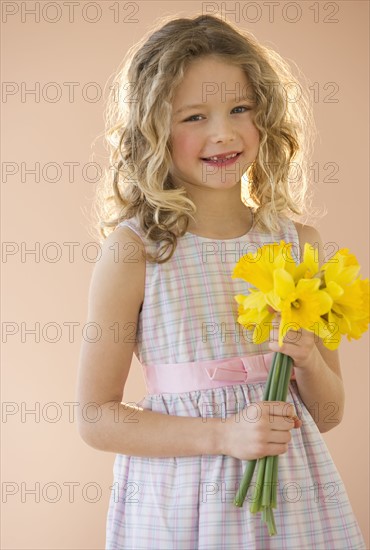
[172, 130, 200, 158]
[244, 120, 260, 144]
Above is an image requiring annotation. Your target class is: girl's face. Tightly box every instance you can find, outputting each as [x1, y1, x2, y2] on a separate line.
[169, 56, 260, 193]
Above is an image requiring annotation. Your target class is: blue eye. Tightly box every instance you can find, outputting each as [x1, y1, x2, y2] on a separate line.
[184, 105, 252, 122]
[232, 105, 252, 113]
[185, 114, 203, 122]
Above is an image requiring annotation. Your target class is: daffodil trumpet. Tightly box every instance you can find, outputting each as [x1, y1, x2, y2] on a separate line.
[231, 240, 370, 536]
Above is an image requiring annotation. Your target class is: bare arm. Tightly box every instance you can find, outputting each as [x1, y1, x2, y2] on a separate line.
[76, 226, 300, 460]
[293, 222, 345, 433]
[75, 226, 224, 457]
[81, 400, 224, 457]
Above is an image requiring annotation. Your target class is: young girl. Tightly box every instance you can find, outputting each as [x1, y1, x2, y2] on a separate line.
[77, 13, 367, 550]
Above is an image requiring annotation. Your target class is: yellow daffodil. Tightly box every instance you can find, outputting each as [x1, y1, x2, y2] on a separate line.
[293, 241, 322, 281]
[233, 241, 301, 344]
[318, 249, 370, 349]
[232, 240, 297, 293]
[235, 291, 275, 343]
[321, 247, 361, 287]
[267, 270, 333, 346]
[232, 240, 369, 533]
[347, 278, 370, 339]
[233, 242, 369, 350]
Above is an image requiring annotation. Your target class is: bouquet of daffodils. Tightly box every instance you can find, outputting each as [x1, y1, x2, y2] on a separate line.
[231, 240, 369, 536]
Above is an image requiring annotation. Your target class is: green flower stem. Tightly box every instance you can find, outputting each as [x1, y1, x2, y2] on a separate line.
[266, 506, 277, 536]
[234, 351, 294, 536]
[233, 457, 257, 508]
[262, 505, 276, 536]
[267, 350, 283, 400]
[263, 352, 279, 401]
[258, 353, 284, 520]
[267, 353, 289, 508]
[251, 354, 284, 514]
[271, 455, 278, 508]
[280, 353, 293, 402]
[268, 353, 293, 518]
[233, 352, 279, 507]
[275, 352, 289, 400]
[250, 456, 266, 513]
[261, 456, 274, 507]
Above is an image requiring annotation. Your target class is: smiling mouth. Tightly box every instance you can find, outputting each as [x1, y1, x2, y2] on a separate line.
[201, 152, 241, 163]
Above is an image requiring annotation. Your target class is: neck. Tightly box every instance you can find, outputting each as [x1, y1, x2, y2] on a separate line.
[185, 183, 254, 238]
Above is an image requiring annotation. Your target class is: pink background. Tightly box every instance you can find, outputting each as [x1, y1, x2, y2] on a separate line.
[2, 1, 369, 548]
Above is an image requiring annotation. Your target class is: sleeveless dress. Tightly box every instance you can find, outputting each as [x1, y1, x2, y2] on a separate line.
[105, 214, 366, 550]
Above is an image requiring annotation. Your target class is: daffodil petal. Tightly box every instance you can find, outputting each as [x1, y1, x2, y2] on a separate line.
[273, 269, 295, 299]
[326, 281, 344, 300]
[303, 242, 320, 276]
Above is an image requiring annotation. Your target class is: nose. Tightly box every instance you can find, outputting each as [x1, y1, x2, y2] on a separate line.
[209, 115, 236, 143]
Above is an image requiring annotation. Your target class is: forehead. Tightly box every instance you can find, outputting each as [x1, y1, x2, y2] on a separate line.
[172, 56, 255, 108]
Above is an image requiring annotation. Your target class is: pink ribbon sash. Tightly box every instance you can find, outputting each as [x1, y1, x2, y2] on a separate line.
[141, 351, 296, 394]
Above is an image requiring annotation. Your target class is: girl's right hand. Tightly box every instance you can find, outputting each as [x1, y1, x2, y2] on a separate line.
[223, 401, 302, 461]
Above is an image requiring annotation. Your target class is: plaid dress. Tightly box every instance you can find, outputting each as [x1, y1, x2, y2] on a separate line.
[105, 214, 366, 550]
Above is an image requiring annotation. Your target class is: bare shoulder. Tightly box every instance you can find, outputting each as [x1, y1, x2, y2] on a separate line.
[104, 223, 146, 262]
[89, 225, 146, 314]
[292, 221, 325, 266]
[103, 224, 146, 269]
[292, 221, 320, 243]
[292, 221, 342, 382]
[76, 225, 146, 435]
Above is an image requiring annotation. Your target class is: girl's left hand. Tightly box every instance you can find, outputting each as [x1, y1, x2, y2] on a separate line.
[268, 313, 318, 370]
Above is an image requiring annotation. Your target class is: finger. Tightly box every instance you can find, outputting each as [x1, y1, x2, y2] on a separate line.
[262, 401, 296, 416]
[294, 417, 303, 429]
[266, 442, 290, 456]
[274, 402, 298, 419]
[268, 430, 292, 444]
[270, 417, 295, 431]
[271, 414, 302, 432]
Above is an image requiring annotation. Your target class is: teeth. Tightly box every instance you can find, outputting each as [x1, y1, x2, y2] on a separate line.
[206, 152, 238, 161]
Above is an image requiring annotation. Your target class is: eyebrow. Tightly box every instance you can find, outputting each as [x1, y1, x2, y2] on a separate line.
[173, 96, 255, 116]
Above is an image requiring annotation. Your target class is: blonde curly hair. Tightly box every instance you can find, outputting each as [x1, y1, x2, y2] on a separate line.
[92, 13, 319, 263]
